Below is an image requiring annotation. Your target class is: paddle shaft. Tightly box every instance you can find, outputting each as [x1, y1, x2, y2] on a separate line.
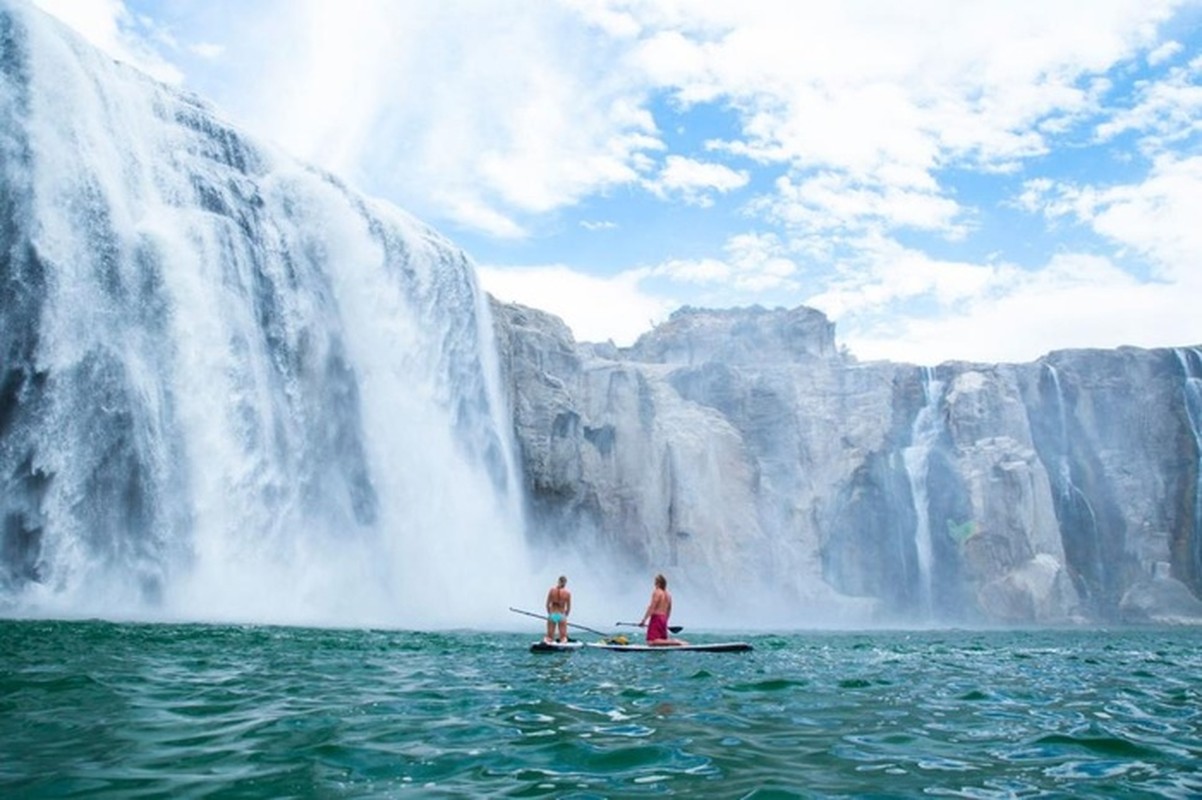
[616, 621, 683, 633]
[508, 607, 612, 638]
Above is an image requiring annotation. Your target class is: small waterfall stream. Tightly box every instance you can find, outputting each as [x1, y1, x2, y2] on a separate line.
[1174, 348, 1202, 580]
[902, 367, 943, 615]
[1045, 365, 1099, 529]
[1041, 361, 1107, 603]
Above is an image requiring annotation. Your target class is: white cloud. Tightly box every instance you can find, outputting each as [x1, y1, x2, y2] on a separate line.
[764, 171, 965, 237]
[646, 155, 748, 206]
[643, 231, 800, 293]
[625, 0, 1179, 242]
[562, 0, 642, 38]
[805, 239, 1002, 321]
[1076, 155, 1202, 282]
[211, 1, 666, 238]
[1017, 154, 1202, 283]
[804, 140, 1202, 364]
[1095, 58, 1202, 154]
[478, 231, 803, 345]
[1147, 40, 1183, 65]
[1013, 178, 1057, 214]
[650, 257, 730, 283]
[52, 1, 1187, 250]
[808, 162, 1202, 364]
[724, 231, 799, 290]
[34, 0, 184, 84]
[31, 0, 1202, 367]
[839, 252, 1191, 365]
[476, 264, 674, 345]
[437, 193, 527, 240]
[189, 41, 224, 60]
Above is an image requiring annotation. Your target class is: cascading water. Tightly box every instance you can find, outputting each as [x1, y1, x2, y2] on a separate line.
[0, 2, 529, 627]
[1174, 347, 1202, 583]
[1042, 362, 1103, 599]
[902, 366, 943, 616]
[1044, 365, 1099, 524]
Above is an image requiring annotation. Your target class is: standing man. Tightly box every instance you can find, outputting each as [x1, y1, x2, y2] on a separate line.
[639, 573, 685, 646]
[545, 575, 571, 643]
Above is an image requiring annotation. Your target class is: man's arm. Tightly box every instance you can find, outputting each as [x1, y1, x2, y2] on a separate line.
[564, 591, 571, 617]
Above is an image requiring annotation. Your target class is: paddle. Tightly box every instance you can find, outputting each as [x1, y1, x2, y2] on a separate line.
[508, 607, 614, 639]
[616, 621, 684, 634]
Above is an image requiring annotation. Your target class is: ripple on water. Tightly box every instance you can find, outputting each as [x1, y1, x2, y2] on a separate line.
[1030, 731, 1163, 760]
[4, 623, 1202, 798]
[725, 678, 808, 693]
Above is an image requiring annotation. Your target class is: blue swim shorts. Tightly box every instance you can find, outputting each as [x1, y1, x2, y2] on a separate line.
[548, 613, 564, 624]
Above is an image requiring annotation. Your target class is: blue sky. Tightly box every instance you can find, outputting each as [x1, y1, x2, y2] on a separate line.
[34, 0, 1202, 364]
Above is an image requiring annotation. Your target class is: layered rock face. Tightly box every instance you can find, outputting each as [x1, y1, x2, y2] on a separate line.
[493, 302, 1202, 626]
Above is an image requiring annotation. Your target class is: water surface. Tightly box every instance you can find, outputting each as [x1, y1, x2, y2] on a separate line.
[2, 621, 1200, 797]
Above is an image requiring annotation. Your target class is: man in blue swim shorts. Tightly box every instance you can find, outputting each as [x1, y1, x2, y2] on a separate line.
[545, 575, 571, 643]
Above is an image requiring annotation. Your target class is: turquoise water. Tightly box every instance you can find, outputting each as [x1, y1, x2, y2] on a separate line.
[2, 621, 1200, 798]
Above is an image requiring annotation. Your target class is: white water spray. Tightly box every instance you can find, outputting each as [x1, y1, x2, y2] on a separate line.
[0, 4, 531, 627]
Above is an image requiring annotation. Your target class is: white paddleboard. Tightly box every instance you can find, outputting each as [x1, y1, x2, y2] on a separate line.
[529, 640, 586, 653]
[585, 641, 753, 653]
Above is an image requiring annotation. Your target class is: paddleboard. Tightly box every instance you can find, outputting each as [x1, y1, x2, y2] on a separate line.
[530, 640, 585, 653]
[585, 641, 753, 653]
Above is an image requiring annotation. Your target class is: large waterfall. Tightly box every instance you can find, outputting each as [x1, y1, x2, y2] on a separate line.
[0, 2, 530, 627]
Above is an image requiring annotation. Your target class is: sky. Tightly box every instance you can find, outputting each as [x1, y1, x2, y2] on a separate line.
[32, 0, 1202, 365]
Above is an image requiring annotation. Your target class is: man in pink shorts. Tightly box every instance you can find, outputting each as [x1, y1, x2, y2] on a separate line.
[639, 573, 685, 646]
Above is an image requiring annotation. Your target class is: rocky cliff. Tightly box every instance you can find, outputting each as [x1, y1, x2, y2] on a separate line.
[493, 301, 1202, 626]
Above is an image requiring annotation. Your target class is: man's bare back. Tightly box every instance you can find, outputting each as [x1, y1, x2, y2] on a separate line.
[639, 573, 684, 645]
[547, 585, 570, 612]
[647, 586, 671, 616]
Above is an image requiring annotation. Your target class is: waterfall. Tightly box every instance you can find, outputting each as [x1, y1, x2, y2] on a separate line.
[1173, 347, 1202, 582]
[1041, 362, 1103, 600]
[1044, 365, 1098, 520]
[902, 366, 943, 615]
[0, 3, 529, 627]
